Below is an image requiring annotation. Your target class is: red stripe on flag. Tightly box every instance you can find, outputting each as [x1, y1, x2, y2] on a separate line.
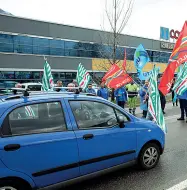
[80, 72, 89, 87]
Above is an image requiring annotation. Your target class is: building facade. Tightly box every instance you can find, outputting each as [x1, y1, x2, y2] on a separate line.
[0, 14, 174, 85]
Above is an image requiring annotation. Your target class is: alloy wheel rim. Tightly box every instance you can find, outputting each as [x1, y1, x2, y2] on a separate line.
[0, 187, 17, 190]
[143, 147, 158, 167]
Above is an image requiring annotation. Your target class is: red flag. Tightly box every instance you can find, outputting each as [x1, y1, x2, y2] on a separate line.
[159, 21, 187, 95]
[106, 71, 132, 89]
[102, 64, 120, 82]
[122, 48, 127, 70]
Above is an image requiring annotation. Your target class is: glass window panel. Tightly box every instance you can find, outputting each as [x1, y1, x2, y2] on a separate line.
[65, 73, 73, 79]
[64, 49, 78, 57]
[50, 47, 64, 56]
[152, 51, 160, 62]
[33, 45, 50, 55]
[75, 42, 93, 50]
[115, 109, 130, 122]
[15, 72, 32, 79]
[14, 36, 33, 54]
[64, 41, 77, 49]
[27, 85, 42, 91]
[33, 38, 49, 46]
[92, 50, 101, 58]
[0, 34, 14, 43]
[4, 81, 18, 88]
[33, 72, 40, 79]
[0, 34, 14, 53]
[9, 102, 66, 135]
[160, 52, 170, 63]
[0, 71, 15, 79]
[52, 72, 59, 80]
[59, 72, 65, 79]
[50, 39, 64, 48]
[126, 48, 135, 60]
[77, 50, 91, 58]
[15, 36, 33, 45]
[33, 37, 50, 55]
[70, 101, 117, 129]
[0, 42, 13, 53]
[147, 50, 153, 62]
[72, 72, 76, 79]
[116, 47, 124, 60]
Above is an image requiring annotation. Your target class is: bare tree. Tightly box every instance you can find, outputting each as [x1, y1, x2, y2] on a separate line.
[96, 0, 134, 72]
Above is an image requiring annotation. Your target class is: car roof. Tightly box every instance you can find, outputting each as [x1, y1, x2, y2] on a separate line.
[0, 93, 99, 117]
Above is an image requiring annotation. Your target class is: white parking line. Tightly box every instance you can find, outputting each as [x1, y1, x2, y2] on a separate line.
[166, 179, 187, 190]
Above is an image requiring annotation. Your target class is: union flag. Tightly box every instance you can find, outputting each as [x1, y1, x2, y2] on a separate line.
[102, 64, 121, 82]
[102, 64, 132, 89]
[159, 21, 187, 95]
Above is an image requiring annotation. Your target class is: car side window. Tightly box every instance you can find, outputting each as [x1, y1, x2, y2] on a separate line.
[28, 85, 42, 91]
[115, 109, 130, 122]
[8, 102, 66, 136]
[70, 101, 118, 129]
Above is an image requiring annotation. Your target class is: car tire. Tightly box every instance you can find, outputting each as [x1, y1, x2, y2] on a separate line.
[0, 179, 31, 190]
[139, 143, 160, 170]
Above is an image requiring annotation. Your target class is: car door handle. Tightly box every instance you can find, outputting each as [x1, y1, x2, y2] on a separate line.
[4, 144, 21, 151]
[83, 134, 94, 140]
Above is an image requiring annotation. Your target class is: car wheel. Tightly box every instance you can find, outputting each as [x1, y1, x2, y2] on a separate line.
[139, 143, 160, 170]
[0, 180, 31, 190]
[0, 187, 18, 190]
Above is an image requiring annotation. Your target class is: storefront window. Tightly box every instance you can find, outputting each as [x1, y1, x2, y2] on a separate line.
[59, 72, 65, 79]
[15, 71, 32, 79]
[0, 71, 15, 79]
[52, 72, 59, 80]
[33, 72, 41, 79]
[0, 33, 171, 63]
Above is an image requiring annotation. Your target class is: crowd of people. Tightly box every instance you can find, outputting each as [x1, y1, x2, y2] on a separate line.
[55, 78, 187, 122]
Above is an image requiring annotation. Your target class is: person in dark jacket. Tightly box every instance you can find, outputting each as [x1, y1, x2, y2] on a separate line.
[177, 90, 187, 122]
[159, 90, 166, 114]
[114, 87, 127, 108]
[111, 88, 115, 103]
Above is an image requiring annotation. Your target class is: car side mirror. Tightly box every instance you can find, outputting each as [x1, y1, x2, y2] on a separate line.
[118, 116, 125, 128]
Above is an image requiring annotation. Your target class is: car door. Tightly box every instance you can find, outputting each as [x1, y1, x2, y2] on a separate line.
[0, 99, 80, 188]
[66, 98, 137, 175]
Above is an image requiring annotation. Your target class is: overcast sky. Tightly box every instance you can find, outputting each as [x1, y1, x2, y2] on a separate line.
[0, 0, 186, 40]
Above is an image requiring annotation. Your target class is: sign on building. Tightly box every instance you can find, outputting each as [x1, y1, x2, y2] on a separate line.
[160, 41, 175, 50]
[160, 27, 180, 41]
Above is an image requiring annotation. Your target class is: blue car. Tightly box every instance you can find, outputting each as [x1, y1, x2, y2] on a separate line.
[0, 92, 165, 190]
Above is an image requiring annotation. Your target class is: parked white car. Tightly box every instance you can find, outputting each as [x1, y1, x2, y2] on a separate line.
[15, 83, 42, 91]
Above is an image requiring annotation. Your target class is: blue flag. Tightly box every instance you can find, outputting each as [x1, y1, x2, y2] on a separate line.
[137, 70, 153, 81]
[134, 44, 154, 80]
[134, 44, 150, 71]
